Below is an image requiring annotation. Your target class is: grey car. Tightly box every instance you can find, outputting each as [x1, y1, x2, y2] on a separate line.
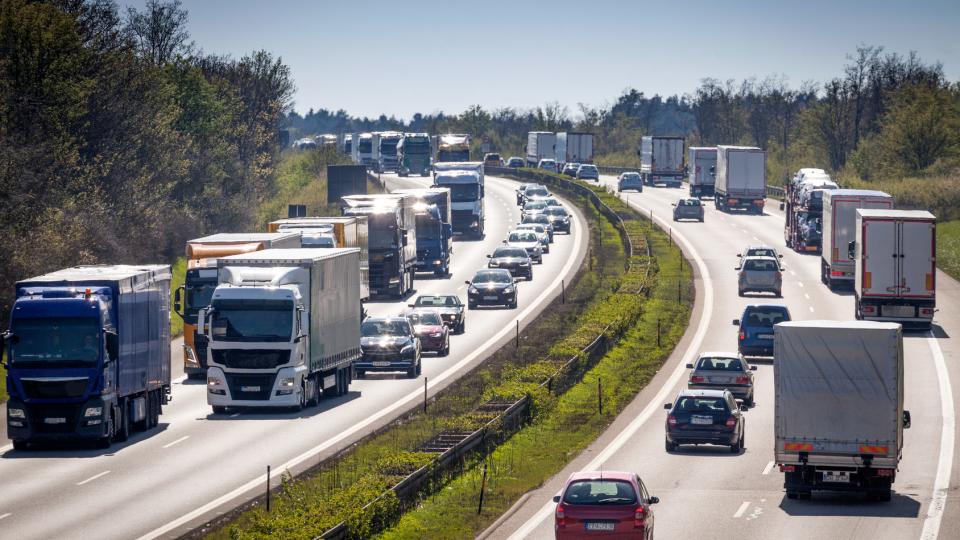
[409, 294, 466, 334]
[522, 184, 551, 204]
[576, 164, 599, 181]
[356, 317, 421, 378]
[487, 246, 533, 280]
[505, 231, 544, 263]
[522, 214, 554, 242]
[516, 183, 536, 205]
[737, 256, 783, 297]
[617, 172, 644, 192]
[542, 206, 571, 234]
[506, 156, 525, 168]
[513, 223, 550, 253]
[686, 352, 757, 406]
[672, 198, 704, 222]
[738, 245, 784, 270]
[466, 269, 519, 309]
[521, 200, 549, 219]
[562, 162, 580, 177]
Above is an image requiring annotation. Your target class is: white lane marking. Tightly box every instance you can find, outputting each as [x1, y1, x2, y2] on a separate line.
[797, 281, 804, 288]
[762, 461, 775, 475]
[808, 306, 814, 313]
[804, 293, 810, 300]
[733, 501, 751, 518]
[752, 236, 760, 242]
[138, 176, 588, 540]
[921, 332, 955, 540]
[790, 270, 796, 276]
[0, 513, 10, 520]
[162, 436, 190, 449]
[509, 194, 714, 540]
[76, 470, 111, 486]
[0, 444, 12, 453]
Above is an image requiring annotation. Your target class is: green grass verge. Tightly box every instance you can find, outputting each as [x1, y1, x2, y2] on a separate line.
[938, 220, 960, 281]
[377, 200, 691, 539]
[170, 256, 186, 338]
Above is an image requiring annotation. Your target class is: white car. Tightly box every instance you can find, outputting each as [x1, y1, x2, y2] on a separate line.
[514, 223, 550, 253]
[506, 230, 544, 263]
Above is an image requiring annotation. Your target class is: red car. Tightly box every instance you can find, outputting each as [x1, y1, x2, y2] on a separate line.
[553, 471, 658, 539]
[405, 309, 450, 356]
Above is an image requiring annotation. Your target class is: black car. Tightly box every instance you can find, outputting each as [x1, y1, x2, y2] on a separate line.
[487, 246, 533, 280]
[664, 389, 745, 453]
[506, 156, 525, 168]
[466, 269, 518, 309]
[672, 198, 705, 222]
[356, 317, 421, 378]
[562, 162, 580, 177]
[409, 294, 466, 334]
[542, 206, 571, 234]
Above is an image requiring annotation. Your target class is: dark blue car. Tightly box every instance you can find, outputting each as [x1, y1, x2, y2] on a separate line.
[733, 304, 791, 357]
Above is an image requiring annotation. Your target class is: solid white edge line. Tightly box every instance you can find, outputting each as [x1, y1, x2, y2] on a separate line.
[921, 332, 955, 540]
[76, 470, 111, 486]
[762, 461, 775, 475]
[508, 190, 714, 539]
[0, 444, 12, 453]
[0, 512, 11, 520]
[162, 435, 190, 449]
[136, 176, 588, 540]
[733, 501, 751, 519]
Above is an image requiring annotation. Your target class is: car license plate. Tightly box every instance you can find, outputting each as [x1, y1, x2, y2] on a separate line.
[483, 296, 498, 301]
[585, 522, 616, 531]
[710, 376, 731, 384]
[882, 305, 915, 318]
[758, 333, 774, 339]
[372, 361, 391, 367]
[44, 417, 67, 424]
[240, 386, 260, 392]
[822, 471, 850, 483]
[691, 415, 713, 425]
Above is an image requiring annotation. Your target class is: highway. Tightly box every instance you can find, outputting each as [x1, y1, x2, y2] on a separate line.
[485, 174, 959, 540]
[0, 173, 588, 540]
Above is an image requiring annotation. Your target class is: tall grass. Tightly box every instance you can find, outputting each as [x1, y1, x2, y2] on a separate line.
[938, 220, 960, 281]
[257, 147, 353, 229]
[838, 172, 960, 222]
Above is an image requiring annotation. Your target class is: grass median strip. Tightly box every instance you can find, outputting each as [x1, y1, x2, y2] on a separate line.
[938, 220, 960, 281]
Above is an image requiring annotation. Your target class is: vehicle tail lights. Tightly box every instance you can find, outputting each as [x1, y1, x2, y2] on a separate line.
[555, 504, 566, 527]
[920, 307, 934, 317]
[634, 505, 646, 528]
[725, 416, 737, 428]
[736, 376, 750, 384]
[667, 415, 677, 426]
[739, 331, 746, 341]
[831, 271, 844, 277]
[690, 375, 705, 383]
[876, 469, 895, 477]
[779, 464, 796, 472]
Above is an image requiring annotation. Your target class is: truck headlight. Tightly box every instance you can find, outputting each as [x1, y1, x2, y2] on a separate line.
[84, 406, 103, 418]
[8, 408, 25, 419]
[207, 376, 224, 387]
[280, 377, 296, 388]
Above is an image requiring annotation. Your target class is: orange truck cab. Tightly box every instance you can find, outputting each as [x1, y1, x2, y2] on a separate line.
[173, 233, 301, 379]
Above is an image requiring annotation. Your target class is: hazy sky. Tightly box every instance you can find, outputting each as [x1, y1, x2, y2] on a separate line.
[122, 0, 959, 120]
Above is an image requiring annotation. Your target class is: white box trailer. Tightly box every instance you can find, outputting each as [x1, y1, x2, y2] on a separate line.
[854, 209, 936, 329]
[640, 136, 685, 187]
[688, 147, 717, 198]
[204, 248, 362, 411]
[555, 132, 594, 167]
[774, 321, 908, 501]
[526, 131, 556, 166]
[821, 189, 894, 290]
[715, 145, 766, 213]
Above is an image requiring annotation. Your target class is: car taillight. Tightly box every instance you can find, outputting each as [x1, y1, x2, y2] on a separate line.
[668, 415, 677, 426]
[831, 270, 844, 277]
[555, 504, 566, 527]
[634, 505, 646, 528]
[920, 307, 934, 317]
[736, 376, 750, 384]
[779, 464, 795, 472]
[725, 416, 737, 428]
[876, 468, 895, 477]
[739, 331, 746, 341]
[862, 305, 877, 315]
[690, 375, 705, 383]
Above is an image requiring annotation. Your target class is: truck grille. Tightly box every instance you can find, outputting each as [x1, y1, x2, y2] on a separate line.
[212, 349, 290, 369]
[21, 378, 88, 399]
[194, 333, 209, 368]
[452, 210, 474, 230]
[29, 404, 80, 433]
[225, 373, 277, 401]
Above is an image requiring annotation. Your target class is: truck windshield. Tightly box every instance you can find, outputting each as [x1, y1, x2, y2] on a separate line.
[211, 299, 292, 342]
[358, 140, 372, 152]
[186, 280, 217, 316]
[10, 317, 100, 366]
[368, 215, 400, 249]
[404, 140, 430, 151]
[444, 184, 479, 202]
[415, 214, 440, 240]
[381, 141, 398, 153]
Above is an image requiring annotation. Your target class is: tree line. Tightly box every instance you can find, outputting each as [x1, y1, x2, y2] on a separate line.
[0, 0, 294, 323]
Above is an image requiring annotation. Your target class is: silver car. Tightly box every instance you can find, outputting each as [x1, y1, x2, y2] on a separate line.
[738, 245, 784, 270]
[617, 171, 643, 192]
[506, 231, 544, 263]
[736, 256, 783, 297]
[686, 352, 757, 406]
[576, 164, 599, 181]
[513, 223, 550, 253]
[673, 198, 705, 222]
[521, 200, 549, 219]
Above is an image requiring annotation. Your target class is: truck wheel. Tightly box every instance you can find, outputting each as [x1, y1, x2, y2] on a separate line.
[665, 439, 677, 452]
[356, 369, 366, 379]
[149, 391, 160, 429]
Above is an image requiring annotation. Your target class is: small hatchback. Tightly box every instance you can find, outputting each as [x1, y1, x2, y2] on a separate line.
[553, 471, 658, 539]
[617, 172, 643, 192]
[664, 389, 745, 453]
[672, 198, 704, 222]
[734, 304, 791, 357]
[576, 164, 599, 181]
[506, 156, 525, 168]
[686, 352, 757, 406]
[736, 256, 783, 296]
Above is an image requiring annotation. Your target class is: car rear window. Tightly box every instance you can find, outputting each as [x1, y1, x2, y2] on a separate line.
[696, 357, 743, 371]
[674, 396, 729, 413]
[681, 199, 701, 206]
[747, 248, 776, 258]
[744, 259, 778, 271]
[744, 307, 790, 326]
[563, 480, 637, 505]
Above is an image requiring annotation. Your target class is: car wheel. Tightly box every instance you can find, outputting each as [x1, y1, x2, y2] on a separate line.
[356, 369, 366, 379]
[468, 301, 476, 310]
[406, 364, 417, 379]
[509, 298, 518, 309]
[738, 288, 744, 297]
[776, 289, 782, 298]
[745, 395, 754, 407]
[665, 438, 678, 452]
[731, 431, 743, 453]
[441, 340, 450, 357]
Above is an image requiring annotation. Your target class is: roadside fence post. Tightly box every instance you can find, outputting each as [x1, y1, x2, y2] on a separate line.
[266, 465, 271, 512]
[516, 320, 520, 347]
[423, 377, 428, 413]
[678, 280, 682, 304]
[478, 461, 488, 515]
[598, 377, 603, 415]
[669, 228, 672, 245]
[562, 279, 565, 304]
[657, 319, 661, 347]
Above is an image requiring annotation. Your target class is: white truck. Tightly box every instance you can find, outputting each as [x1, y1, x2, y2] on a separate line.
[201, 248, 362, 413]
[715, 145, 766, 213]
[526, 131, 556, 167]
[687, 147, 717, 198]
[639, 136, 685, 188]
[775, 320, 909, 501]
[433, 162, 485, 238]
[852, 209, 936, 330]
[821, 189, 894, 290]
[354, 132, 379, 169]
[555, 132, 593, 168]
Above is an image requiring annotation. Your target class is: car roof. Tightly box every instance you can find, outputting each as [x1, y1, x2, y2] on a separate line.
[365, 316, 409, 323]
[744, 244, 775, 251]
[740, 255, 778, 262]
[697, 351, 742, 359]
[567, 470, 635, 482]
[475, 268, 512, 276]
[744, 303, 789, 310]
[676, 389, 729, 398]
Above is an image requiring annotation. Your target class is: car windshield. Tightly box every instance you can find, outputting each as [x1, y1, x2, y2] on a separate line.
[509, 232, 538, 243]
[211, 299, 293, 342]
[744, 307, 790, 327]
[746, 248, 776, 258]
[544, 207, 567, 216]
[563, 480, 637, 505]
[524, 202, 546, 211]
[408, 312, 442, 326]
[10, 317, 100, 366]
[743, 259, 779, 271]
[446, 183, 480, 202]
[494, 247, 527, 258]
[415, 295, 459, 307]
[361, 320, 410, 337]
[525, 187, 549, 197]
[473, 271, 511, 284]
[623, 173, 640, 180]
[696, 357, 744, 371]
[580, 165, 597, 172]
[524, 215, 550, 225]
[674, 396, 729, 413]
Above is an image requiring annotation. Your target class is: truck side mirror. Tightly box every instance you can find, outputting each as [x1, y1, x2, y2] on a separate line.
[847, 240, 856, 260]
[105, 330, 119, 361]
[903, 410, 911, 429]
[552, 495, 561, 503]
[779, 202, 785, 211]
[173, 286, 185, 318]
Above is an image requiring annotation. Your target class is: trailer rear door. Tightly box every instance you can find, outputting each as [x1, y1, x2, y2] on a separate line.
[900, 220, 935, 298]
[863, 219, 897, 296]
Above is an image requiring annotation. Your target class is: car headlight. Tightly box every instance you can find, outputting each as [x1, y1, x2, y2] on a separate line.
[84, 406, 103, 418]
[401, 343, 416, 354]
[504, 287, 515, 294]
[468, 287, 478, 294]
[8, 408, 25, 419]
[519, 261, 529, 266]
[280, 377, 296, 388]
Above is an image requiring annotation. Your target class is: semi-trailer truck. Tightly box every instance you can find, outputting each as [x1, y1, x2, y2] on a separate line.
[174, 233, 301, 380]
[398, 133, 432, 176]
[436, 134, 471, 162]
[377, 131, 403, 173]
[342, 194, 418, 297]
[783, 170, 838, 253]
[715, 145, 766, 213]
[433, 162, 485, 238]
[688, 147, 717, 198]
[639, 136, 685, 188]
[355, 132, 379, 169]
[821, 189, 894, 290]
[852, 209, 936, 329]
[201, 249, 361, 413]
[775, 320, 909, 501]
[5, 265, 171, 449]
[526, 131, 556, 167]
[555, 132, 593, 169]
[392, 187, 454, 276]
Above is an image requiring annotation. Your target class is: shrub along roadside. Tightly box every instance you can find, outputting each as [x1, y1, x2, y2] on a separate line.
[939, 220, 960, 281]
[198, 176, 624, 540]
[377, 181, 692, 539]
[170, 257, 186, 338]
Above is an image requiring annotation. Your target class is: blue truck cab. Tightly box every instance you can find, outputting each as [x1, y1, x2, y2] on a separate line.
[4, 265, 171, 449]
[733, 304, 791, 357]
[392, 187, 454, 277]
